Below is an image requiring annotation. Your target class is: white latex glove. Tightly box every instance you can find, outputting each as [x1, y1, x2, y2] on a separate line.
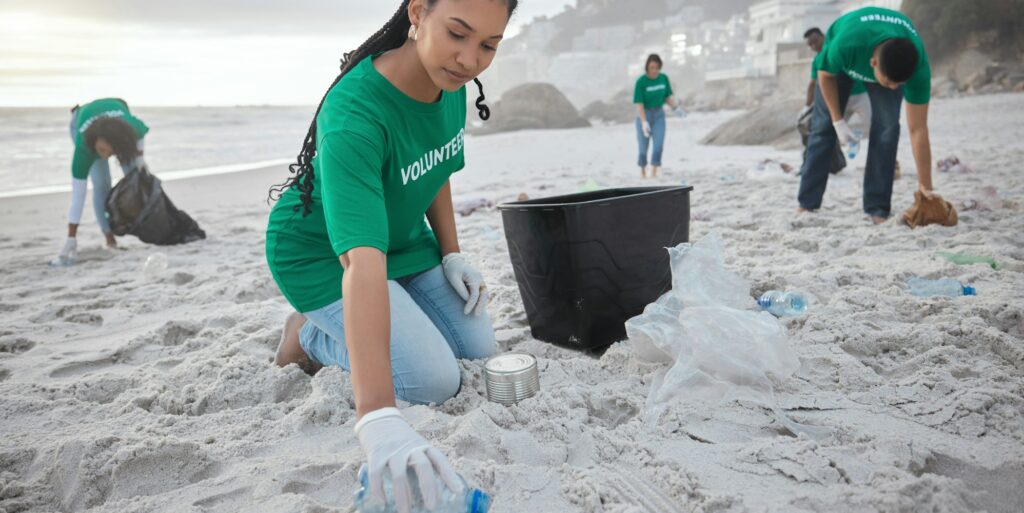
[641, 120, 651, 138]
[355, 407, 463, 513]
[51, 237, 78, 266]
[833, 119, 856, 146]
[441, 253, 488, 316]
[797, 105, 812, 124]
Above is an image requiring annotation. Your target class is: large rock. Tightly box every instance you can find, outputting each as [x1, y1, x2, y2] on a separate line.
[472, 83, 590, 135]
[700, 99, 805, 150]
[947, 49, 997, 88]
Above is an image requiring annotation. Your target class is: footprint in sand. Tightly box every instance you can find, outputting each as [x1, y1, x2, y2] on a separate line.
[0, 337, 36, 354]
[192, 487, 253, 510]
[277, 463, 347, 495]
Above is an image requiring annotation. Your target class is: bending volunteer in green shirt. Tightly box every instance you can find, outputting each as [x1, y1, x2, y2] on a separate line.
[266, 1, 518, 510]
[53, 98, 149, 266]
[798, 7, 936, 224]
[632, 53, 681, 179]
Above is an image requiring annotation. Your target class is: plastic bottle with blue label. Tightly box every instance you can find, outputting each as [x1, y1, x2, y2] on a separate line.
[757, 290, 808, 317]
[354, 464, 491, 513]
[906, 277, 976, 297]
[846, 129, 864, 160]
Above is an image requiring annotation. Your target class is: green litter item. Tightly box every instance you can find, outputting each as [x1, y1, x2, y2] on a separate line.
[580, 179, 600, 193]
[935, 251, 999, 270]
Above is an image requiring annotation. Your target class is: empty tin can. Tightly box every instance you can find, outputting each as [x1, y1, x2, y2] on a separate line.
[484, 353, 540, 405]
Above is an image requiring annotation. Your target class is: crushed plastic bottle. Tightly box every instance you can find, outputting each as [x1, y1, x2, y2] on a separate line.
[934, 252, 999, 270]
[907, 277, 976, 297]
[757, 290, 808, 317]
[143, 253, 169, 278]
[354, 464, 491, 513]
[847, 129, 864, 160]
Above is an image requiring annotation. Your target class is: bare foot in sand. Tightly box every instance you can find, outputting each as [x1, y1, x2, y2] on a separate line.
[870, 215, 888, 225]
[275, 312, 322, 375]
[640, 166, 647, 179]
[796, 207, 813, 214]
[651, 166, 659, 178]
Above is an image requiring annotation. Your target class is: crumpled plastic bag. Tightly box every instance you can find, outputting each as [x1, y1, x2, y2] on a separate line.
[936, 155, 972, 174]
[625, 232, 831, 438]
[746, 159, 796, 182]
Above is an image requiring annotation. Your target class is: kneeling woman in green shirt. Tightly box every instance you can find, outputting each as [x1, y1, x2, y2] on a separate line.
[265, 0, 516, 510]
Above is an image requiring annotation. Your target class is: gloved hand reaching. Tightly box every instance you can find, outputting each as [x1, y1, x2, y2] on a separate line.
[51, 237, 78, 267]
[355, 407, 463, 513]
[832, 119, 856, 146]
[441, 253, 488, 316]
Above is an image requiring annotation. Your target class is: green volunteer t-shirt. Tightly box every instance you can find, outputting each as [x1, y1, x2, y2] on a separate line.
[265, 56, 467, 313]
[71, 98, 149, 179]
[818, 7, 931, 104]
[633, 73, 673, 110]
[812, 52, 867, 95]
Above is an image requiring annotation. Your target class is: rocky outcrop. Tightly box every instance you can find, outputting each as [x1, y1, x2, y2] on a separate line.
[471, 83, 590, 135]
[700, 99, 804, 150]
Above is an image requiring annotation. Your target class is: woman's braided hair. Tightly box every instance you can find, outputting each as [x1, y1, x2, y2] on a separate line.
[268, 0, 517, 216]
[84, 117, 141, 166]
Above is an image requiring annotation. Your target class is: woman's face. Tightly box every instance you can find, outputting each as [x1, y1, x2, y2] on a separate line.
[412, 0, 510, 92]
[646, 62, 661, 78]
[94, 138, 114, 159]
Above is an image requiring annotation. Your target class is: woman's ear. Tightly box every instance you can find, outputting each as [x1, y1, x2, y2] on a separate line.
[408, 0, 425, 28]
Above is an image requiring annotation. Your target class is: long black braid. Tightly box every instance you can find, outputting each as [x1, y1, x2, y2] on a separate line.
[268, 0, 516, 215]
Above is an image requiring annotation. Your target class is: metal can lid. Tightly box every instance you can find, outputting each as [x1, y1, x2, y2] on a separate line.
[484, 353, 536, 376]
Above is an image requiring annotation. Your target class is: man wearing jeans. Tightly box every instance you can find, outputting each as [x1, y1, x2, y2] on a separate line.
[798, 7, 934, 224]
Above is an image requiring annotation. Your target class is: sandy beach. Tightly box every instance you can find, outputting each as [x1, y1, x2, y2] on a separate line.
[1, 93, 1023, 513]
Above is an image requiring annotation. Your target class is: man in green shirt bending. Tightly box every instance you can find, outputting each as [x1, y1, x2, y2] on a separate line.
[798, 7, 935, 224]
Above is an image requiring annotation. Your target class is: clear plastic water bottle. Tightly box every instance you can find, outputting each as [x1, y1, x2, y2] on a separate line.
[906, 277, 976, 297]
[354, 464, 491, 513]
[757, 290, 808, 317]
[847, 129, 864, 160]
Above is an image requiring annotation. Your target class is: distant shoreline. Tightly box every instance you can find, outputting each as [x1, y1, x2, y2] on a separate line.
[0, 158, 293, 199]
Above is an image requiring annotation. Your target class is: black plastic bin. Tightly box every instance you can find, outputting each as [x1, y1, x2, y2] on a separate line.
[498, 186, 693, 350]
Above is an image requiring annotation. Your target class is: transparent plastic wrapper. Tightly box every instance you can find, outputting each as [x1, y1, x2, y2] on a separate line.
[625, 233, 831, 438]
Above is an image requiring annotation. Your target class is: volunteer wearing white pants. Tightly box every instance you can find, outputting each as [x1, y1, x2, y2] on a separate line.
[56, 98, 148, 266]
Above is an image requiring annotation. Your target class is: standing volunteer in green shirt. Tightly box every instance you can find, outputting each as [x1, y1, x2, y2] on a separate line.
[798, 7, 935, 224]
[265, 1, 516, 511]
[633, 54, 681, 179]
[54, 98, 148, 266]
[797, 27, 871, 176]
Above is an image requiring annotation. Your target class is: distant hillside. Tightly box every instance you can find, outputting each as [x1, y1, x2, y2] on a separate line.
[520, 0, 755, 54]
[903, 0, 1024, 62]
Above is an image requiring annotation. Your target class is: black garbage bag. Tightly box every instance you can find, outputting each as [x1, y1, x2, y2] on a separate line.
[105, 166, 206, 245]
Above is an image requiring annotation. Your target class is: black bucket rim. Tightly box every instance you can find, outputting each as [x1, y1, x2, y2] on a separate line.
[497, 185, 693, 210]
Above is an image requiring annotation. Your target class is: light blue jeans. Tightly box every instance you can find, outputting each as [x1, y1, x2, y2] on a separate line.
[635, 107, 667, 167]
[299, 264, 497, 405]
[69, 110, 143, 233]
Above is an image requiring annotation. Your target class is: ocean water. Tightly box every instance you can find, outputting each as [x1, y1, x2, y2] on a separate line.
[0, 106, 315, 197]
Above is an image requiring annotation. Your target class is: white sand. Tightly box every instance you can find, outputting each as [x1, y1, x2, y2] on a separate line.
[1, 93, 1023, 513]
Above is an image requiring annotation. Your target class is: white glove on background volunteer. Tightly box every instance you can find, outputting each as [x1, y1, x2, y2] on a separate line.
[52, 237, 78, 266]
[641, 120, 652, 138]
[441, 253, 488, 316]
[355, 407, 463, 513]
[832, 119, 856, 146]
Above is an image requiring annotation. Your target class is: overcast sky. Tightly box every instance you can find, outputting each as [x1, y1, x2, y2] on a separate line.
[0, 0, 574, 106]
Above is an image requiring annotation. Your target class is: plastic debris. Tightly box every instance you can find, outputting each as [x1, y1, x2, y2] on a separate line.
[625, 233, 831, 439]
[580, 179, 600, 193]
[454, 196, 494, 217]
[936, 155, 972, 174]
[934, 251, 999, 270]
